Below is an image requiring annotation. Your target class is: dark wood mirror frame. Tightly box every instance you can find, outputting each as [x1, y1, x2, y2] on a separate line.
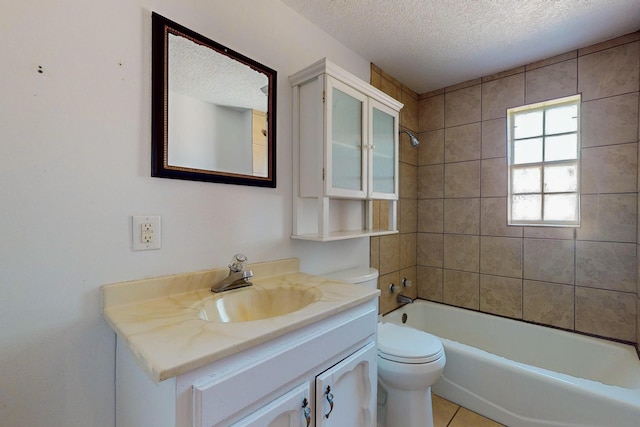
[151, 12, 277, 187]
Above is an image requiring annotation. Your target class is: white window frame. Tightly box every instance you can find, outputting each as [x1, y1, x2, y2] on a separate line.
[507, 94, 581, 227]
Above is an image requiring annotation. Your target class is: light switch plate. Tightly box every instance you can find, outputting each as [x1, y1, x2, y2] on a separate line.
[132, 215, 161, 251]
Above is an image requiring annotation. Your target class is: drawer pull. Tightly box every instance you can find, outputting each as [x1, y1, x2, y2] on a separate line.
[324, 386, 334, 418]
[302, 398, 311, 427]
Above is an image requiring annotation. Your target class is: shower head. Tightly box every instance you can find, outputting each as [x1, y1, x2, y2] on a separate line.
[400, 130, 420, 147]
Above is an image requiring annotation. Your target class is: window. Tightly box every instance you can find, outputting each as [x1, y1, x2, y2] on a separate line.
[507, 95, 581, 226]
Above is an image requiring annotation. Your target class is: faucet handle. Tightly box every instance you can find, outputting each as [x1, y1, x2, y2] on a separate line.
[229, 253, 248, 272]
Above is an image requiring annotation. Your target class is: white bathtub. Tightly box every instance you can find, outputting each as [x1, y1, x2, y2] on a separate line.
[383, 300, 640, 427]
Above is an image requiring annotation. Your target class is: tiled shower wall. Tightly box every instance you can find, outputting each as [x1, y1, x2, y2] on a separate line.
[370, 65, 420, 315]
[372, 32, 640, 348]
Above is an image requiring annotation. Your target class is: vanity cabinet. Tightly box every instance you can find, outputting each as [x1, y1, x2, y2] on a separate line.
[232, 342, 376, 427]
[290, 58, 403, 241]
[115, 298, 378, 427]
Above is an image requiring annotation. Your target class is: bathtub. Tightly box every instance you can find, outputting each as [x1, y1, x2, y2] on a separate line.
[383, 300, 640, 427]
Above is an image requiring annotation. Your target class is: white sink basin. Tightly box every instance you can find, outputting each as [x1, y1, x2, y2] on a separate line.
[194, 285, 322, 323]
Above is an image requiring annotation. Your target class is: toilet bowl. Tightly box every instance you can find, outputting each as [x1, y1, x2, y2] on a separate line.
[324, 267, 446, 427]
[377, 322, 445, 427]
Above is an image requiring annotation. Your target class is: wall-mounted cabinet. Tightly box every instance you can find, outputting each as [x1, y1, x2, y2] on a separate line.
[290, 59, 403, 241]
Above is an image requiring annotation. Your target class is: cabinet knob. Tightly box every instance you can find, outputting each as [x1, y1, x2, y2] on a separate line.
[324, 385, 334, 418]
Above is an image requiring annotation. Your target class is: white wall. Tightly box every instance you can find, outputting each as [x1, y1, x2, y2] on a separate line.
[0, 1, 370, 425]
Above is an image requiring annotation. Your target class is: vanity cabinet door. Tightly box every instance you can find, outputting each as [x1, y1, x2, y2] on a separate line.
[325, 76, 368, 199]
[230, 383, 311, 427]
[315, 342, 377, 427]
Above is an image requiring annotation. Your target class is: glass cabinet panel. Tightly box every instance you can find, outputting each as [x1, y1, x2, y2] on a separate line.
[369, 100, 398, 199]
[327, 78, 367, 197]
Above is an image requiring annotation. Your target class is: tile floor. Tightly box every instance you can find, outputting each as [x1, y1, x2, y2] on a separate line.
[433, 394, 505, 427]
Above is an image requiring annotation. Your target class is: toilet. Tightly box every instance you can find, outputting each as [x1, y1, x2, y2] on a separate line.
[325, 267, 446, 427]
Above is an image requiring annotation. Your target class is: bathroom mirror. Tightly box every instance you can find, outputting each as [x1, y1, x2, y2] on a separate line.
[151, 12, 277, 187]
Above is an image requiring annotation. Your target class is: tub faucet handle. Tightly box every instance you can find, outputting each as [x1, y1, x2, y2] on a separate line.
[402, 278, 412, 288]
[388, 283, 396, 294]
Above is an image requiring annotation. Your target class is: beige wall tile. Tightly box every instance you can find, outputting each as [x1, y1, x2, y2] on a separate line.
[400, 266, 418, 299]
[575, 287, 636, 342]
[481, 73, 525, 120]
[444, 198, 480, 235]
[445, 78, 483, 92]
[370, 65, 381, 89]
[483, 66, 526, 83]
[419, 94, 444, 131]
[417, 266, 443, 301]
[417, 232, 443, 267]
[525, 59, 577, 104]
[418, 199, 443, 233]
[378, 270, 400, 315]
[399, 131, 418, 166]
[523, 227, 575, 240]
[370, 236, 380, 271]
[480, 236, 523, 278]
[578, 42, 640, 101]
[481, 197, 523, 237]
[443, 269, 479, 310]
[581, 93, 639, 148]
[444, 234, 479, 272]
[419, 129, 445, 165]
[400, 233, 417, 269]
[401, 87, 419, 131]
[578, 32, 640, 56]
[523, 280, 574, 329]
[526, 51, 577, 71]
[581, 143, 637, 194]
[399, 198, 417, 233]
[481, 157, 507, 197]
[480, 274, 523, 319]
[444, 161, 481, 198]
[418, 164, 444, 199]
[577, 193, 637, 243]
[379, 234, 400, 274]
[378, 200, 389, 230]
[444, 85, 482, 127]
[399, 162, 418, 199]
[445, 123, 481, 162]
[380, 69, 401, 99]
[523, 238, 575, 284]
[576, 241, 637, 292]
[481, 118, 507, 159]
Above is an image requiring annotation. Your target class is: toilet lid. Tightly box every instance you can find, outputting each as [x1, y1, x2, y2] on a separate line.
[378, 322, 444, 364]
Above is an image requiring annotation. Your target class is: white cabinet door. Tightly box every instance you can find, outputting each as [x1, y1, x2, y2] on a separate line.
[315, 342, 377, 427]
[231, 383, 311, 427]
[325, 76, 368, 199]
[368, 98, 399, 200]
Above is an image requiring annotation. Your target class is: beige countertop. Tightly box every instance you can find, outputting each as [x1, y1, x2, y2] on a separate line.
[102, 258, 379, 382]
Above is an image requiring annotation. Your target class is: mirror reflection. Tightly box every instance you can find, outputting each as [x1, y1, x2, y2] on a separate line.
[152, 13, 277, 187]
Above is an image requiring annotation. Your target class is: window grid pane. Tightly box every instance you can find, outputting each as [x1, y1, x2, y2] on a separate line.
[508, 95, 580, 226]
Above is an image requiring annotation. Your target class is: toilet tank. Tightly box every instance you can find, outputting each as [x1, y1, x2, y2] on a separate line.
[324, 267, 379, 289]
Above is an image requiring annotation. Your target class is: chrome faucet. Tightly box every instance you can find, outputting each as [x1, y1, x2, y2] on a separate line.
[211, 254, 254, 293]
[396, 294, 414, 304]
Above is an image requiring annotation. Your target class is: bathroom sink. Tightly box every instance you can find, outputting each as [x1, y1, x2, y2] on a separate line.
[194, 285, 322, 323]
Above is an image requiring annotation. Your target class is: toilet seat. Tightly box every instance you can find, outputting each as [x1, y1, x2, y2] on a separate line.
[378, 322, 444, 364]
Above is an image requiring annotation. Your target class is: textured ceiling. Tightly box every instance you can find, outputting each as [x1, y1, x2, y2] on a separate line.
[281, 0, 640, 93]
[169, 34, 268, 111]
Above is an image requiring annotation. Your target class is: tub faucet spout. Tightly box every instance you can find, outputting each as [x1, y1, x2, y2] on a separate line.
[397, 294, 414, 304]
